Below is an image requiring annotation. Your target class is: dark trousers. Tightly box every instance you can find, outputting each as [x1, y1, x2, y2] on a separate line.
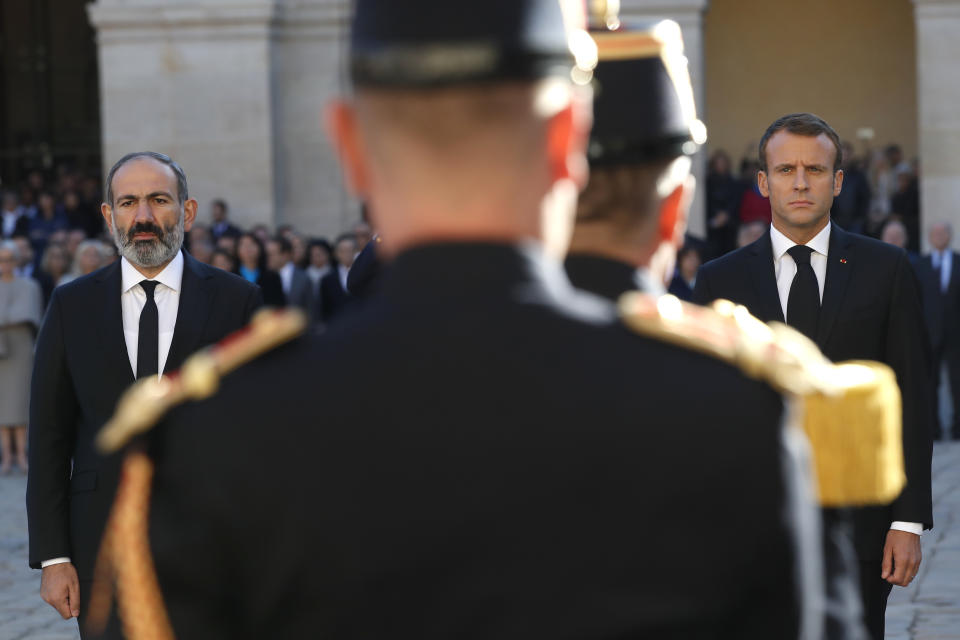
[822, 509, 868, 640]
[857, 566, 893, 640]
[932, 345, 960, 438]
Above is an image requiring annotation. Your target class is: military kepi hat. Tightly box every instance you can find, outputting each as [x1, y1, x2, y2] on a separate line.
[587, 10, 707, 165]
[350, 0, 590, 88]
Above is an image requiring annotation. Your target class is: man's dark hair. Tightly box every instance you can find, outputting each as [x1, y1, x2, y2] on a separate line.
[105, 151, 189, 206]
[211, 198, 229, 213]
[758, 113, 842, 173]
[575, 160, 673, 233]
[274, 236, 294, 255]
[335, 232, 357, 246]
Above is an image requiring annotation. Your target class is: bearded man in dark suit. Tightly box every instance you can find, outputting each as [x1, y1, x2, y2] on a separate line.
[26, 151, 261, 639]
[693, 113, 933, 640]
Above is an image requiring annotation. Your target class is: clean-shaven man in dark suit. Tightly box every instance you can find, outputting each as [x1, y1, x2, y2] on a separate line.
[319, 233, 355, 321]
[694, 113, 933, 640]
[26, 151, 261, 638]
[267, 235, 314, 319]
[919, 221, 960, 440]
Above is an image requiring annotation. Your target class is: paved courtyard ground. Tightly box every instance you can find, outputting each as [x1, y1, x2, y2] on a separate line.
[2, 442, 958, 639]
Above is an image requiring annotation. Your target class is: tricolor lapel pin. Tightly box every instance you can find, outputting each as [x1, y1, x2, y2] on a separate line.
[840, 258, 848, 264]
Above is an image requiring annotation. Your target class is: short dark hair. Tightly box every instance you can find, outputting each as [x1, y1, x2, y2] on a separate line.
[274, 236, 293, 255]
[575, 161, 672, 234]
[335, 233, 357, 247]
[105, 151, 189, 206]
[758, 113, 842, 173]
[211, 198, 228, 212]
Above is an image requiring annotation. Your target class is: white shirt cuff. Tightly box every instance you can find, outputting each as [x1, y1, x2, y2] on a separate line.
[890, 521, 923, 535]
[40, 557, 71, 568]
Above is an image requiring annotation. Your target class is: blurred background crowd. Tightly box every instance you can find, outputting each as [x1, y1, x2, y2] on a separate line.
[0, 136, 941, 473]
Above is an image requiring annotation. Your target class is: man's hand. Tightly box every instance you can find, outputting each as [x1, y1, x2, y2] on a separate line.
[881, 529, 922, 587]
[40, 563, 80, 619]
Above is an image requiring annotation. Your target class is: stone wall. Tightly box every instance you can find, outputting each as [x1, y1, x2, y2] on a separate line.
[88, 0, 356, 237]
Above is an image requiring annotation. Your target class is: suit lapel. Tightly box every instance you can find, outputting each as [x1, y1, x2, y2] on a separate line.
[165, 252, 215, 373]
[748, 231, 785, 323]
[95, 261, 136, 383]
[815, 223, 855, 348]
[948, 251, 960, 296]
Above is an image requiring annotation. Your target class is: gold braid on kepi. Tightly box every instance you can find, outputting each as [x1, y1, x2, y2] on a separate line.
[618, 292, 905, 508]
[85, 308, 308, 638]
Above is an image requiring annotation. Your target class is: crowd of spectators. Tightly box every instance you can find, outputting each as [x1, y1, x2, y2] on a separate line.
[0, 166, 370, 321]
[0, 144, 931, 468]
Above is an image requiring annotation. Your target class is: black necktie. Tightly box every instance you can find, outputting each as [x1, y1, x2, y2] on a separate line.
[786, 245, 819, 340]
[136, 280, 160, 379]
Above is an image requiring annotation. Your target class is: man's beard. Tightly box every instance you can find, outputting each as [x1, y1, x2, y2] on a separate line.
[112, 213, 184, 268]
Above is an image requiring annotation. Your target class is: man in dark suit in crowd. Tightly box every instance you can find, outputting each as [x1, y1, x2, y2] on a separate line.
[319, 232, 355, 321]
[101, 3, 831, 638]
[694, 113, 933, 640]
[880, 219, 921, 270]
[208, 198, 242, 241]
[2, 190, 31, 239]
[26, 151, 261, 638]
[266, 235, 314, 318]
[919, 221, 960, 441]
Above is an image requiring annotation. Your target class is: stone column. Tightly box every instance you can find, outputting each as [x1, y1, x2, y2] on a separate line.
[620, 0, 710, 237]
[913, 0, 960, 251]
[87, 0, 352, 236]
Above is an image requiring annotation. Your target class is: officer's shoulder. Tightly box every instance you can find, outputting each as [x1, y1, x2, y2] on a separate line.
[616, 291, 832, 397]
[617, 291, 906, 507]
[95, 308, 310, 454]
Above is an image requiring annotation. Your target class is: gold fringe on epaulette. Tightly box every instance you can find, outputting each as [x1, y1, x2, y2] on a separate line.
[618, 293, 907, 508]
[799, 361, 906, 507]
[86, 450, 174, 640]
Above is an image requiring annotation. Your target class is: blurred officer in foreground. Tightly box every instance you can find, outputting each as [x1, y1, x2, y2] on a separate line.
[86, 1, 912, 638]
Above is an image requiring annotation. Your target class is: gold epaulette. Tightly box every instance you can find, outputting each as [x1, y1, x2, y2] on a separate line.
[618, 292, 905, 508]
[96, 308, 308, 454]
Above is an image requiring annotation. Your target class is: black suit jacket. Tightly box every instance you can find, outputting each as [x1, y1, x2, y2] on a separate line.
[27, 251, 261, 581]
[693, 223, 934, 559]
[2, 212, 30, 238]
[917, 251, 960, 353]
[319, 267, 351, 321]
[148, 243, 820, 639]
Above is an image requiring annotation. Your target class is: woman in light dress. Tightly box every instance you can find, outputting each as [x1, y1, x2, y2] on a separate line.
[0, 240, 43, 474]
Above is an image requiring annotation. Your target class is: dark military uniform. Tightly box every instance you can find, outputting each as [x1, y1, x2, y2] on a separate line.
[148, 243, 813, 639]
[91, 2, 827, 638]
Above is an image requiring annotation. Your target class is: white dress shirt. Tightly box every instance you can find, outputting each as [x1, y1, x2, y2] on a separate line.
[771, 223, 830, 320]
[338, 264, 350, 291]
[770, 222, 922, 537]
[2, 210, 20, 237]
[120, 251, 183, 377]
[306, 265, 330, 289]
[279, 261, 296, 296]
[41, 252, 185, 569]
[931, 249, 952, 293]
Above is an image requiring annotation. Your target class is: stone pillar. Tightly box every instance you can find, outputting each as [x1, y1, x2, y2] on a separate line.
[620, 0, 710, 237]
[87, 0, 353, 237]
[913, 0, 960, 251]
